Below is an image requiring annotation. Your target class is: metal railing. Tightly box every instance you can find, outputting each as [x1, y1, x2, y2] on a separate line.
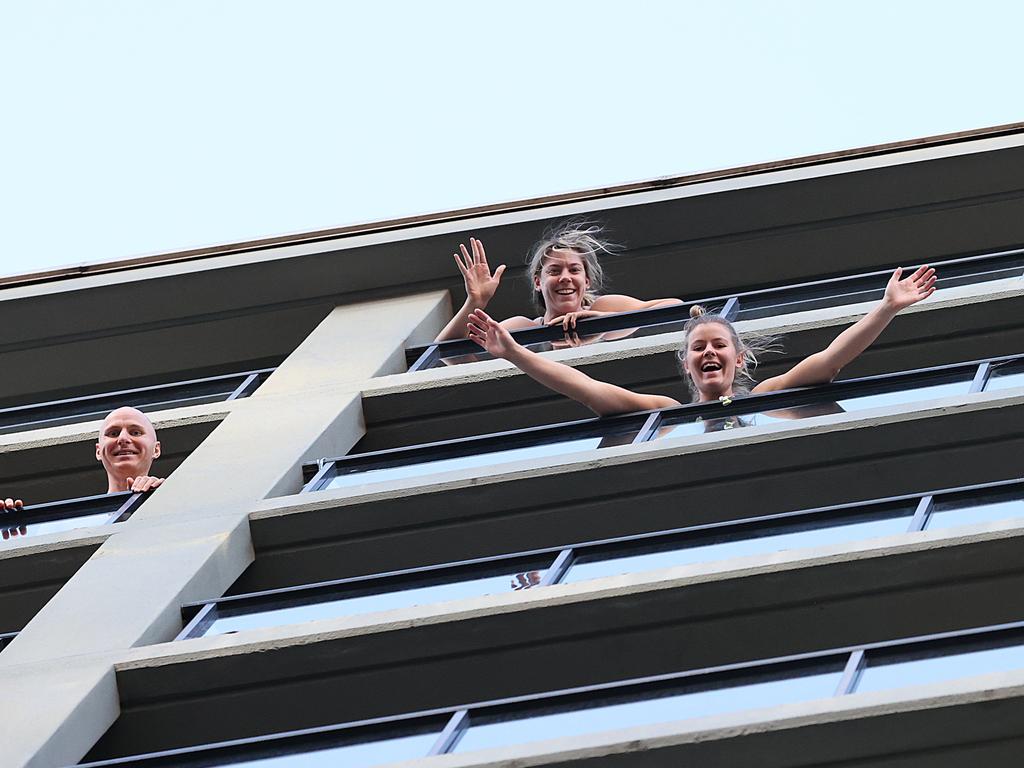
[0, 492, 146, 544]
[303, 353, 1024, 491]
[82, 619, 1024, 766]
[405, 246, 1024, 371]
[179, 477, 1024, 641]
[0, 367, 275, 436]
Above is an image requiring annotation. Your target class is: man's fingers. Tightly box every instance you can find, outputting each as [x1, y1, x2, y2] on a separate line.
[453, 253, 468, 275]
[493, 264, 506, 280]
[474, 238, 488, 267]
[125, 478, 135, 491]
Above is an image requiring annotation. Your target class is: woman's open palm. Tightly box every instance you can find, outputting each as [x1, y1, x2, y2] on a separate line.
[455, 238, 506, 306]
[885, 265, 937, 311]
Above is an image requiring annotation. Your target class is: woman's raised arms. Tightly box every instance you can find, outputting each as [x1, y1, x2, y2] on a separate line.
[753, 266, 936, 394]
[468, 309, 679, 416]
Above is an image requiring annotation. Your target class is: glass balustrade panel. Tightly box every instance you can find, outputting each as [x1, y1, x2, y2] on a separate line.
[324, 428, 640, 490]
[563, 508, 914, 585]
[654, 373, 972, 441]
[925, 488, 1024, 531]
[856, 636, 1024, 694]
[204, 563, 552, 637]
[455, 666, 843, 754]
[985, 361, 1024, 392]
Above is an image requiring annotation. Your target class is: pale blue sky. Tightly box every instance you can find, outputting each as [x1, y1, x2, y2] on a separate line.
[1, 1, 1021, 278]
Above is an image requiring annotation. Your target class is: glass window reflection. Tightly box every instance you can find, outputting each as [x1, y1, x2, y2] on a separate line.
[1, 512, 112, 542]
[925, 490, 1024, 531]
[562, 510, 913, 585]
[156, 731, 440, 768]
[985, 361, 1024, 392]
[856, 639, 1024, 695]
[653, 375, 970, 442]
[455, 669, 842, 754]
[325, 432, 638, 490]
[833, 378, 970, 412]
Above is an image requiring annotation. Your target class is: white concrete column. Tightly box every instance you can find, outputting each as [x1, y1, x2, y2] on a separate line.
[0, 291, 448, 768]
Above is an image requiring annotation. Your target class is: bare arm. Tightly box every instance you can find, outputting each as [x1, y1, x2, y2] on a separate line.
[468, 310, 679, 416]
[436, 238, 508, 342]
[590, 295, 684, 313]
[546, 296, 685, 344]
[754, 266, 936, 394]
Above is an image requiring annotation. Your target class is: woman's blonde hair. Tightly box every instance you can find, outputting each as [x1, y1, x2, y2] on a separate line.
[527, 221, 617, 313]
[676, 305, 780, 401]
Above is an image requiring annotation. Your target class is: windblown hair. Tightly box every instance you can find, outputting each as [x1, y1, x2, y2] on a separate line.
[676, 305, 781, 402]
[527, 221, 618, 313]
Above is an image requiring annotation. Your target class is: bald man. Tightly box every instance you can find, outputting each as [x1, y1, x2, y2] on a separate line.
[96, 407, 166, 493]
[3, 407, 165, 538]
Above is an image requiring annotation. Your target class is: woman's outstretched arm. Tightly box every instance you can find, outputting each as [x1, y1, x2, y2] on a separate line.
[436, 238, 508, 341]
[754, 266, 937, 394]
[468, 309, 679, 416]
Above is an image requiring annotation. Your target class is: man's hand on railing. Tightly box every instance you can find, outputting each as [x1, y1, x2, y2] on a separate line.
[2, 497, 24, 512]
[2, 498, 26, 540]
[125, 476, 165, 493]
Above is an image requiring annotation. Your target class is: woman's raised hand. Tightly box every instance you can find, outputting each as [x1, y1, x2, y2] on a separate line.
[884, 265, 937, 311]
[468, 309, 518, 359]
[455, 237, 506, 307]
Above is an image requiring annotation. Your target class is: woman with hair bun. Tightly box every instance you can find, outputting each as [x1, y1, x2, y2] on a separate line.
[467, 266, 937, 415]
[435, 221, 683, 343]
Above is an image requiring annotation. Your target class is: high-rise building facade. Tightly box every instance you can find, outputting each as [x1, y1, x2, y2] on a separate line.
[3, 125, 1024, 767]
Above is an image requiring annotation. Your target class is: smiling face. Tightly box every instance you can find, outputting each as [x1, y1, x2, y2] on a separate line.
[534, 249, 590, 318]
[682, 322, 746, 402]
[96, 407, 160, 489]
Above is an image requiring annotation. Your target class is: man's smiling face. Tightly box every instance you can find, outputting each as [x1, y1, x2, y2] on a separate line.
[96, 407, 160, 482]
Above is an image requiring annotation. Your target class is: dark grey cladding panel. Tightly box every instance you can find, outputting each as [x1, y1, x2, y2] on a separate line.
[5, 139, 1024, 406]
[358, 293, 1024, 451]
[0, 542, 98, 633]
[242, 400, 1024, 592]
[0, 303, 320, 409]
[0, 420, 221, 505]
[91, 535, 1024, 759]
